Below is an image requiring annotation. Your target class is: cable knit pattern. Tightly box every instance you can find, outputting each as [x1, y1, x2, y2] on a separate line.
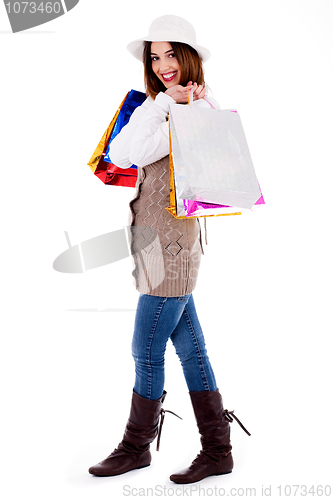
[129, 156, 203, 297]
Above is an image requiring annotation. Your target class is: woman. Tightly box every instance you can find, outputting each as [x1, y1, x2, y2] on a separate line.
[88, 15, 249, 484]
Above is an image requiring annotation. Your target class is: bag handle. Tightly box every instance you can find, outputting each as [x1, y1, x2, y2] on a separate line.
[203, 95, 216, 109]
[186, 85, 194, 105]
[186, 85, 216, 109]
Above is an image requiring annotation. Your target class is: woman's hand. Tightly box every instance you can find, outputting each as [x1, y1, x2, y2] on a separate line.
[165, 85, 192, 104]
[165, 82, 206, 103]
[188, 81, 206, 100]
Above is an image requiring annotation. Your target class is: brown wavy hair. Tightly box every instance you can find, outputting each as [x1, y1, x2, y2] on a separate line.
[143, 41, 205, 99]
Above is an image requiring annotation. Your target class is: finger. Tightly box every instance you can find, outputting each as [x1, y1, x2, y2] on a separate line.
[181, 88, 190, 102]
[198, 88, 206, 99]
[196, 84, 203, 93]
[193, 85, 202, 99]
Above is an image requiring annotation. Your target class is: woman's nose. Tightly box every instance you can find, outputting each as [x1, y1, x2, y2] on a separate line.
[159, 60, 171, 72]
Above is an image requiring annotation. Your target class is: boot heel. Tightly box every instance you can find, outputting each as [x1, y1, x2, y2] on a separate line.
[136, 463, 151, 470]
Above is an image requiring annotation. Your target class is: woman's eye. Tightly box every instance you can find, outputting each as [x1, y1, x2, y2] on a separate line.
[151, 56, 159, 62]
[168, 53, 175, 58]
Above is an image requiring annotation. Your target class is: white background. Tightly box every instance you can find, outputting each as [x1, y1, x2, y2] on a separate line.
[1, 0, 332, 498]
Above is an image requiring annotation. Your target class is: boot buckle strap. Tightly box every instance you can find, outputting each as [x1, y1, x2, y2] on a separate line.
[224, 409, 251, 436]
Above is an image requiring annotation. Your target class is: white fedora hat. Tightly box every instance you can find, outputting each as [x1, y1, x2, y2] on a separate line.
[127, 15, 211, 63]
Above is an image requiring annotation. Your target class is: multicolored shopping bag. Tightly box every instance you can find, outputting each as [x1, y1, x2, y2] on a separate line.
[87, 90, 146, 187]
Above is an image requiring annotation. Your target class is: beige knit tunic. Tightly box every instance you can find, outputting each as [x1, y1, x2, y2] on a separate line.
[128, 155, 203, 297]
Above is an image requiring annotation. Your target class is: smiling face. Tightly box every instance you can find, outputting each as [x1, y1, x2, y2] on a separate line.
[143, 41, 205, 99]
[150, 41, 181, 88]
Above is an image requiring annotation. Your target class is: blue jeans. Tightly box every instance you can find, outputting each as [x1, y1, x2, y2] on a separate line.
[131, 293, 217, 400]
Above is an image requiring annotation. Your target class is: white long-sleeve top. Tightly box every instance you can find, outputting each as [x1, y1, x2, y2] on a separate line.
[109, 91, 218, 169]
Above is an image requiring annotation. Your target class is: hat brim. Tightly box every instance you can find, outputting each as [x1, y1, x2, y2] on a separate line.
[127, 38, 211, 63]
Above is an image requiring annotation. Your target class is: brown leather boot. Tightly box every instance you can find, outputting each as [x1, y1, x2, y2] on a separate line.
[89, 389, 169, 477]
[169, 389, 250, 484]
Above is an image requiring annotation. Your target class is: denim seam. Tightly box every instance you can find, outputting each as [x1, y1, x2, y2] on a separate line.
[177, 293, 191, 303]
[145, 297, 168, 399]
[183, 306, 210, 391]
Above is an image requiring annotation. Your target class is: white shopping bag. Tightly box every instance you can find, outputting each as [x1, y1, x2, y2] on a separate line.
[169, 99, 262, 211]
